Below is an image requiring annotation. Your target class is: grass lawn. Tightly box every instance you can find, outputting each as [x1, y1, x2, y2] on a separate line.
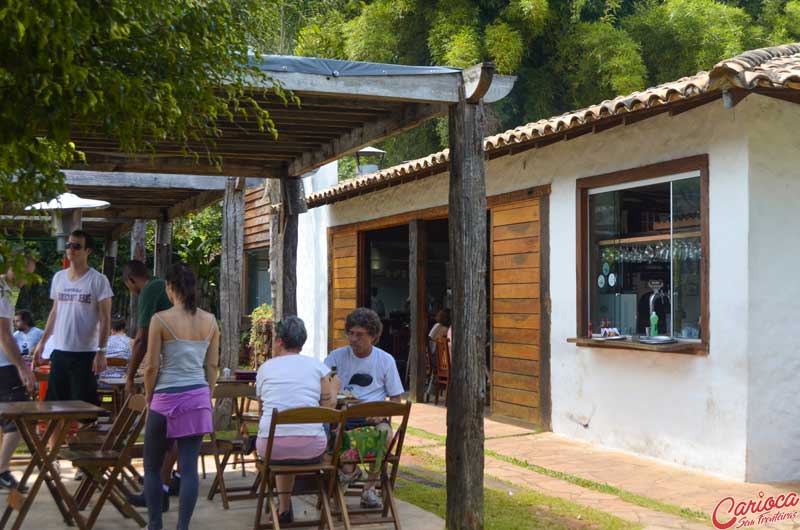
[400, 423, 709, 524]
[395, 468, 642, 530]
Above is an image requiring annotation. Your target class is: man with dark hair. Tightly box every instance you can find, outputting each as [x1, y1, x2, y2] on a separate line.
[324, 307, 403, 509]
[34, 230, 112, 405]
[0, 257, 36, 491]
[121, 259, 175, 509]
[13, 309, 43, 356]
[121, 260, 171, 394]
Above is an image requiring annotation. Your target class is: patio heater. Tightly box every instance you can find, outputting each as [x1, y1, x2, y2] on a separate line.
[355, 146, 386, 176]
[25, 192, 110, 268]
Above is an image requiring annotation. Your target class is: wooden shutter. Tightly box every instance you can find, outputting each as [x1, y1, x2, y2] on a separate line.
[244, 185, 270, 250]
[329, 227, 358, 351]
[490, 198, 542, 424]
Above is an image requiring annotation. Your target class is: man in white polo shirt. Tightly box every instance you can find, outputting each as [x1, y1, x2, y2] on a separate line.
[0, 256, 36, 491]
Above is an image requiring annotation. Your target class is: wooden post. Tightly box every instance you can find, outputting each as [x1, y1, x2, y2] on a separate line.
[408, 219, 427, 401]
[154, 219, 173, 278]
[102, 239, 118, 287]
[280, 177, 306, 317]
[128, 220, 147, 336]
[446, 73, 489, 530]
[216, 177, 245, 429]
[268, 178, 283, 320]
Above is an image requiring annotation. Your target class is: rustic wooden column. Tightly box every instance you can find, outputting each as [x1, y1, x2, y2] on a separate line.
[267, 178, 283, 320]
[128, 219, 147, 335]
[408, 219, 427, 401]
[268, 175, 306, 321]
[280, 177, 306, 317]
[102, 239, 118, 287]
[215, 177, 245, 429]
[446, 66, 491, 530]
[154, 219, 173, 278]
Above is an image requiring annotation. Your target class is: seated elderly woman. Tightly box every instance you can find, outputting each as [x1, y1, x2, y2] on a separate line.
[255, 316, 340, 524]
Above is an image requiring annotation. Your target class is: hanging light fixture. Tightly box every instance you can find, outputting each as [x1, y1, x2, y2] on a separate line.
[355, 146, 386, 176]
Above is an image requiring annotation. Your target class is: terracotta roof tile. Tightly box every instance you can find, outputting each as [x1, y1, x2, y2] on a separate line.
[308, 43, 800, 208]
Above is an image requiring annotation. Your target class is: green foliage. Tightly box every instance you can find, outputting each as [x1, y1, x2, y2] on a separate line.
[295, 11, 348, 58]
[758, 0, 800, 41]
[0, 0, 283, 280]
[443, 26, 484, 68]
[625, 0, 753, 84]
[248, 302, 273, 364]
[428, 0, 481, 65]
[506, 0, 550, 36]
[153, 209, 225, 314]
[485, 22, 525, 74]
[343, 0, 406, 63]
[558, 21, 647, 108]
[338, 156, 358, 182]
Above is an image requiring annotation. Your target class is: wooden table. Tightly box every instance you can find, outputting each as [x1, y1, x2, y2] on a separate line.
[0, 400, 105, 530]
[97, 375, 143, 414]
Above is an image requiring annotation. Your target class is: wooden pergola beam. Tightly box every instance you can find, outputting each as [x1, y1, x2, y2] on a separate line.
[74, 155, 286, 178]
[251, 68, 515, 105]
[166, 189, 224, 221]
[66, 171, 248, 189]
[288, 102, 449, 176]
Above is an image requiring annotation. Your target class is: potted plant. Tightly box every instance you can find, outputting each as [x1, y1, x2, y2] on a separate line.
[248, 303, 273, 367]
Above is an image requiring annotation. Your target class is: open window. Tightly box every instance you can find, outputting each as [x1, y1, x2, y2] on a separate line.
[576, 156, 709, 353]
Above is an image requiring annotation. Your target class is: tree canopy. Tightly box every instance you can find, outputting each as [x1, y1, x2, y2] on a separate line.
[3, 0, 800, 273]
[287, 0, 800, 172]
[0, 0, 282, 278]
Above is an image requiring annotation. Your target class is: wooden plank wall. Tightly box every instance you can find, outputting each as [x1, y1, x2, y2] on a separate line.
[329, 227, 358, 351]
[244, 185, 270, 250]
[490, 198, 542, 424]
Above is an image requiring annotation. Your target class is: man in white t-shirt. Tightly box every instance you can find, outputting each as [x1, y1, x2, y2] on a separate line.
[0, 257, 36, 491]
[34, 230, 113, 407]
[324, 307, 404, 509]
[12, 310, 43, 357]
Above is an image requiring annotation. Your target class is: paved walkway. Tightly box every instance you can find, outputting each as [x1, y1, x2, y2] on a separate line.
[3, 456, 444, 530]
[407, 403, 800, 530]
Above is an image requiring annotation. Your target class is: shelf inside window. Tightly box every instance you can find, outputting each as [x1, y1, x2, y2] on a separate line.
[597, 230, 700, 246]
[566, 337, 707, 355]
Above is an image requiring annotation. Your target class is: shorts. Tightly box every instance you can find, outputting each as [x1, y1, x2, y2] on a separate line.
[0, 365, 30, 433]
[256, 435, 327, 465]
[45, 350, 99, 405]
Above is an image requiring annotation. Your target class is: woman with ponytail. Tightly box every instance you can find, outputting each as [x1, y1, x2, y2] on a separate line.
[142, 262, 219, 530]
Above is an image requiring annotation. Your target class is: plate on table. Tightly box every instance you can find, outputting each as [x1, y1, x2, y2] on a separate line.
[597, 335, 626, 341]
[638, 336, 677, 345]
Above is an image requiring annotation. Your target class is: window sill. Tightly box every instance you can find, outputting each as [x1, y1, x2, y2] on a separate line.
[566, 337, 708, 356]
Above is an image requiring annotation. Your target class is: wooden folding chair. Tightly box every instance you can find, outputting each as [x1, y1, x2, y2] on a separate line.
[434, 337, 450, 405]
[207, 381, 260, 508]
[60, 394, 148, 529]
[254, 407, 344, 530]
[337, 400, 412, 530]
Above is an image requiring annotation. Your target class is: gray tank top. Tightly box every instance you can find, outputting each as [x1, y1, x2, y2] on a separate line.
[153, 314, 214, 392]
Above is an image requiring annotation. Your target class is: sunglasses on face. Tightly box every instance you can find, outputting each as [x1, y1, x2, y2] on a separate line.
[65, 242, 84, 250]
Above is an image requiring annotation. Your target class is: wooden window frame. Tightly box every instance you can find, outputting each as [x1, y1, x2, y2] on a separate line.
[575, 155, 710, 355]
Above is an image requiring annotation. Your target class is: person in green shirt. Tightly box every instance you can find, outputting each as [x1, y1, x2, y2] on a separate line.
[122, 260, 172, 395]
[122, 259, 176, 510]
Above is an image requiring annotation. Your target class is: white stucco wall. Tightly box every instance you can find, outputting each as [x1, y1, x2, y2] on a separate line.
[296, 96, 799, 481]
[745, 96, 800, 482]
[295, 162, 337, 362]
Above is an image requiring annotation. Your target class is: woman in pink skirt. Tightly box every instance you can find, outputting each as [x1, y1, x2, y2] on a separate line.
[142, 263, 219, 530]
[255, 316, 339, 524]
